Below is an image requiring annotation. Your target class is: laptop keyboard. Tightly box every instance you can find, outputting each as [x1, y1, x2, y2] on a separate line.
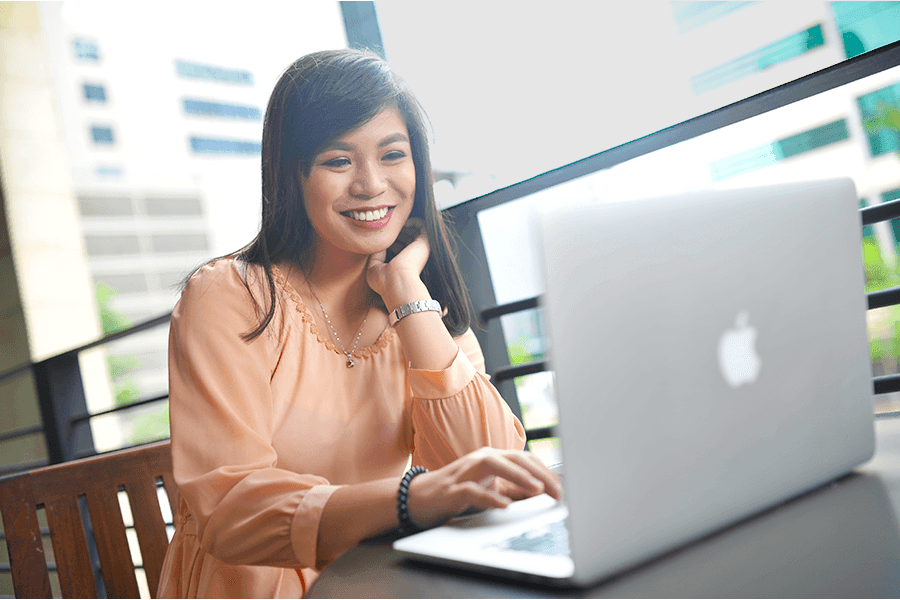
[489, 519, 570, 557]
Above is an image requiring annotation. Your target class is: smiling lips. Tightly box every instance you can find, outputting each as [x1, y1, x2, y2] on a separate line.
[343, 206, 394, 229]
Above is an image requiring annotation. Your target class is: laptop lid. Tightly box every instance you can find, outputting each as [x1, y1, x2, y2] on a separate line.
[540, 177, 875, 586]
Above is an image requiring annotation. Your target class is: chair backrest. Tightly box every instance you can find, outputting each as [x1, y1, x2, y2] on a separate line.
[0, 441, 176, 598]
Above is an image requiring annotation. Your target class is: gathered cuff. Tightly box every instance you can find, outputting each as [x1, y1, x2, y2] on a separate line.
[408, 348, 478, 399]
[289, 484, 342, 569]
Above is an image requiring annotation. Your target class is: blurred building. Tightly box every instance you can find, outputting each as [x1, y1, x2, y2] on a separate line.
[4, 1, 347, 451]
[472, 2, 900, 436]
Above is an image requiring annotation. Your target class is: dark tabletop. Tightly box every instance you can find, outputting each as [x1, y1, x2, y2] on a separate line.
[308, 418, 900, 598]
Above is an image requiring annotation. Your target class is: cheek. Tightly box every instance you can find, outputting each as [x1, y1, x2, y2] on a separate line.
[399, 166, 417, 210]
[302, 177, 338, 220]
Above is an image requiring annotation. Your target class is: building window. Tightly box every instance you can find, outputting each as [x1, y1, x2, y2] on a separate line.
[83, 83, 107, 103]
[73, 39, 100, 61]
[91, 126, 115, 145]
[189, 137, 261, 155]
[84, 234, 141, 256]
[670, 1, 753, 34]
[878, 187, 900, 244]
[150, 233, 210, 254]
[710, 118, 850, 180]
[93, 273, 149, 294]
[95, 166, 122, 177]
[857, 83, 900, 158]
[833, 1, 900, 59]
[182, 99, 261, 120]
[691, 24, 825, 95]
[79, 196, 133, 217]
[145, 197, 204, 217]
[175, 60, 253, 85]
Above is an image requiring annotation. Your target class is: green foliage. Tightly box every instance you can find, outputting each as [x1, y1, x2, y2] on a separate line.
[94, 281, 169, 444]
[861, 100, 900, 134]
[507, 338, 538, 389]
[95, 282, 142, 407]
[107, 354, 140, 377]
[863, 237, 900, 368]
[862, 99, 900, 156]
[114, 376, 141, 406]
[128, 408, 170, 446]
[96, 282, 133, 334]
[507, 338, 536, 366]
[863, 237, 899, 292]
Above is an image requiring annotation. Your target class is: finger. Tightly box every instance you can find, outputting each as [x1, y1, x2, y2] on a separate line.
[505, 452, 563, 500]
[494, 478, 539, 501]
[391, 218, 425, 251]
[513, 452, 562, 500]
[390, 233, 430, 272]
[455, 481, 511, 512]
[470, 453, 546, 497]
[368, 249, 387, 268]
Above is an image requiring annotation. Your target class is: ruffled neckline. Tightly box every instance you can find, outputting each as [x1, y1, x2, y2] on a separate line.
[271, 264, 394, 360]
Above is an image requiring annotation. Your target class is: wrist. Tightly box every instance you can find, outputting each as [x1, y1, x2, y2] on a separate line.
[398, 467, 430, 534]
[381, 277, 431, 313]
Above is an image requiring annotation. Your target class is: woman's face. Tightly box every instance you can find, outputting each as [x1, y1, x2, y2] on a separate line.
[301, 106, 417, 263]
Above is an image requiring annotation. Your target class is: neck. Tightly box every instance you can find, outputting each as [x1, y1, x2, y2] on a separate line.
[299, 251, 373, 317]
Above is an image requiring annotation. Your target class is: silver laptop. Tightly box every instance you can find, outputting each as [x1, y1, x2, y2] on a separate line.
[393, 178, 875, 587]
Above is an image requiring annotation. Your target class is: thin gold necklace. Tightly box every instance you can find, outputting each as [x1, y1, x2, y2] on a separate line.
[304, 278, 369, 368]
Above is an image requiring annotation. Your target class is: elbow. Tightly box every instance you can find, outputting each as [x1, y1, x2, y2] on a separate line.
[195, 520, 245, 565]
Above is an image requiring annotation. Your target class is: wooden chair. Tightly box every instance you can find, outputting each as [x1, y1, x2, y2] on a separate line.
[0, 441, 176, 598]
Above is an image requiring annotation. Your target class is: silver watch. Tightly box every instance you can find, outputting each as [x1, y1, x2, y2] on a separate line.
[390, 299, 442, 326]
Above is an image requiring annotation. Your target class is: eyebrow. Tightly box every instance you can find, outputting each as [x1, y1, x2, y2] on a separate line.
[377, 133, 410, 147]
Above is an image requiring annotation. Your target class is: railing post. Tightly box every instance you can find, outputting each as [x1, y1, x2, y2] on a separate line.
[32, 351, 95, 464]
[446, 206, 525, 424]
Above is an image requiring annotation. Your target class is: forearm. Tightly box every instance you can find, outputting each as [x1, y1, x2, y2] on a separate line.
[315, 477, 398, 570]
[383, 278, 458, 371]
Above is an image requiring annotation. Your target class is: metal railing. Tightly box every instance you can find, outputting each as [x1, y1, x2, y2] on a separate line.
[445, 39, 900, 442]
[0, 314, 171, 477]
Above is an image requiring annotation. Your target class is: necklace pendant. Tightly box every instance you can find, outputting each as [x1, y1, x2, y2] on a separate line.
[346, 356, 355, 368]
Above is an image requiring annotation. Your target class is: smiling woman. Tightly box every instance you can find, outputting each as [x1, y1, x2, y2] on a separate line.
[156, 49, 560, 599]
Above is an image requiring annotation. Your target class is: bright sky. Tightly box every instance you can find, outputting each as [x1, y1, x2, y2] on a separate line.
[374, 1, 845, 199]
[375, 1, 694, 189]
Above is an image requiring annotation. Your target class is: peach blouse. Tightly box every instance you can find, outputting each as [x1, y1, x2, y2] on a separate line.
[157, 259, 526, 598]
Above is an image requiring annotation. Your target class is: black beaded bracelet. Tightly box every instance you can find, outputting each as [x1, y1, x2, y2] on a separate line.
[397, 466, 429, 535]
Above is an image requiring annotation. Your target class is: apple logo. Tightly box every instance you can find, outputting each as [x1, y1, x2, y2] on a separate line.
[717, 312, 761, 388]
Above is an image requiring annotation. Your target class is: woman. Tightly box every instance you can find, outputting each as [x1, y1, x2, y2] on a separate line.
[158, 49, 561, 598]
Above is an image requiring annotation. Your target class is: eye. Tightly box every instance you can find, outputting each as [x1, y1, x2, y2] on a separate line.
[321, 157, 351, 168]
[382, 150, 407, 161]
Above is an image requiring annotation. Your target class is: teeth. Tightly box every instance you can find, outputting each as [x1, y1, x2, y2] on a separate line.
[347, 207, 389, 221]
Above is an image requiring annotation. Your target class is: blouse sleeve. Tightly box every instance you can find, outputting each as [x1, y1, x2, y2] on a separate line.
[408, 328, 527, 469]
[167, 261, 340, 569]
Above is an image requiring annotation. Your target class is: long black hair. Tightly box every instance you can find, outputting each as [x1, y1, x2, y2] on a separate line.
[238, 49, 471, 341]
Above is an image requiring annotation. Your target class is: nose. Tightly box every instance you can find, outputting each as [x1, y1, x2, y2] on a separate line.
[349, 159, 388, 199]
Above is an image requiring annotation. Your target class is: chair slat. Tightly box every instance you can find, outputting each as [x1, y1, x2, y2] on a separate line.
[85, 486, 141, 599]
[0, 474, 53, 598]
[44, 495, 98, 598]
[161, 472, 180, 516]
[127, 477, 169, 598]
[1, 441, 173, 598]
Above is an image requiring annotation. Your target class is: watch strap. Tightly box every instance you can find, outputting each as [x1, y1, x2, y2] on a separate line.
[390, 299, 442, 326]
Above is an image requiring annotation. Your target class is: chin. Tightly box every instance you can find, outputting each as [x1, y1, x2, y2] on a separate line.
[341, 234, 400, 258]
